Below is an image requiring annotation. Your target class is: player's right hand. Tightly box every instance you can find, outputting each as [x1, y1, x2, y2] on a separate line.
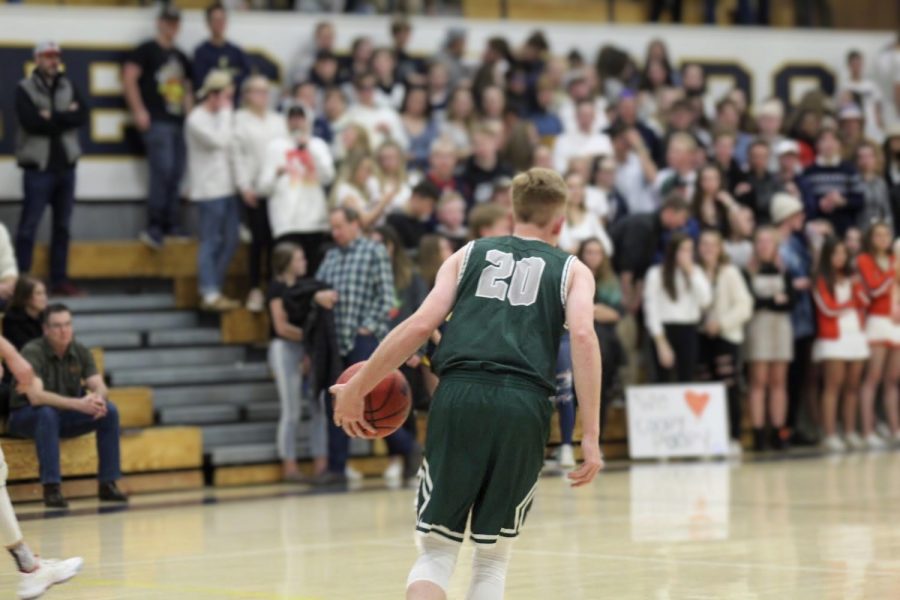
[567, 439, 604, 488]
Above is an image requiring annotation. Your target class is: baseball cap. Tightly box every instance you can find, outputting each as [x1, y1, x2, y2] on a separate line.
[198, 69, 233, 99]
[159, 5, 182, 21]
[770, 192, 804, 224]
[775, 139, 800, 156]
[33, 41, 61, 57]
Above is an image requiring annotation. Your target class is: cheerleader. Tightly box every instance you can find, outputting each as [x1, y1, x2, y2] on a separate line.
[813, 236, 871, 452]
[857, 222, 900, 448]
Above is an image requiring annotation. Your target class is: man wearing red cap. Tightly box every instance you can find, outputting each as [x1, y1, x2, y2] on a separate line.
[14, 41, 87, 297]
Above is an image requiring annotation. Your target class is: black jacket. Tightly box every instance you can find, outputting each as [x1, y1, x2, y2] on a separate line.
[305, 307, 343, 400]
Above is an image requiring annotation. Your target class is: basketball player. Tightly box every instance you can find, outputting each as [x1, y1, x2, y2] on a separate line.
[332, 168, 603, 600]
[0, 335, 83, 599]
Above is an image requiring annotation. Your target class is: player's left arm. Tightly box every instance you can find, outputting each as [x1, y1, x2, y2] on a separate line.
[331, 248, 463, 438]
[565, 260, 604, 488]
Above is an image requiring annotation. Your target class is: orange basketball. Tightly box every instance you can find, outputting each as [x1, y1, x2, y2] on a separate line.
[336, 361, 412, 438]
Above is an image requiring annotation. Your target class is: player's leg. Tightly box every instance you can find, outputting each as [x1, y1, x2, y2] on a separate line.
[408, 379, 493, 598]
[406, 534, 461, 600]
[468, 385, 554, 599]
[465, 539, 512, 600]
[0, 446, 83, 598]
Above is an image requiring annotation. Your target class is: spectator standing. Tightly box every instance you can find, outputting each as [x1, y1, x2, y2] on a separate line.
[373, 226, 427, 483]
[697, 230, 753, 455]
[267, 243, 329, 481]
[332, 153, 398, 229]
[774, 139, 811, 201]
[529, 76, 564, 137]
[339, 73, 409, 151]
[886, 126, 900, 226]
[14, 41, 87, 297]
[434, 28, 469, 90]
[9, 305, 127, 508]
[391, 18, 424, 85]
[371, 47, 405, 110]
[123, 6, 193, 249]
[258, 105, 335, 275]
[693, 164, 740, 235]
[0, 224, 17, 309]
[813, 236, 870, 453]
[374, 141, 412, 214]
[440, 88, 476, 157]
[577, 238, 624, 440]
[192, 2, 251, 101]
[386, 181, 439, 251]
[736, 140, 779, 225]
[2, 277, 46, 352]
[588, 156, 627, 225]
[468, 203, 512, 239]
[774, 193, 818, 444]
[290, 21, 335, 86]
[643, 233, 712, 383]
[838, 49, 885, 143]
[314, 207, 404, 484]
[755, 99, 786, 172]
[612, 93, 663, 167]
[744, 227, 795, 451]
[233, 75, 289, 312]
[186, 70, 240, 312]
[424, 138, 465, 196]
[434, 192, 468, 249]
[559, 173, 613, 256]
[856, 141, 892, 233]
[857, 223, 898, 448]
[724, 206, 755, 269]
[609, 196, 693, 315]
[459, 125, 512, 208]
[804, 129, 864, 237]
[654, 133, 699, 202]
[552, 100, 613, 174]
[399, 86, 439, 173]
[608, 121, 658, 215]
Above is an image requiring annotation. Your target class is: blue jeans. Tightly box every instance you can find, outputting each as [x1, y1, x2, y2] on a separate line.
[8, 403, 122, 485]
[16, 168, 76, 286]
[554, 331, 576, 445]
[143, 121, 186, 238]
[197, 196, 240, 298]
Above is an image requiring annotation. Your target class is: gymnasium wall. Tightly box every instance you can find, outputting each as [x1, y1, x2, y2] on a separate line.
[0, 5, 896, 209]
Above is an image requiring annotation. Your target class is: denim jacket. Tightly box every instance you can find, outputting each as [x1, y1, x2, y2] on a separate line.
[779, 232, 816, 339]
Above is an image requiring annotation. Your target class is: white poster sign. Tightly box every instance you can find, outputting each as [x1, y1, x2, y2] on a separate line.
[626, 383, 729, 459]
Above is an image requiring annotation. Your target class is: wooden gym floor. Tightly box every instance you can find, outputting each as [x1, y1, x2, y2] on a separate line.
[1, 452, 899, 599]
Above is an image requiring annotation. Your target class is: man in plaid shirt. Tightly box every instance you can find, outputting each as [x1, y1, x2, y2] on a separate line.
[316, 206, 421, 484]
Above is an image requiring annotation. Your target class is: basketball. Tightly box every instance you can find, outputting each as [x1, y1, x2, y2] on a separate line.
[336, 362, 412, 438]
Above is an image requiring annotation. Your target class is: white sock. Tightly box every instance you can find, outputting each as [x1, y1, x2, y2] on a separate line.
[203, 292, 221, 305]
[407, 533, 460, 592]
[0, 450, 27, 568]
[465, 541, 512, 600]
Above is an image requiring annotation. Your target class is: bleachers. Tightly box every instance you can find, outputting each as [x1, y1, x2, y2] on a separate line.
[3, 237, 629, 500]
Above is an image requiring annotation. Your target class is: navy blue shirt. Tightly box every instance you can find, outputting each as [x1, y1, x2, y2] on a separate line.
[802, 160, 864, 236]
[193, 40, 251, 101]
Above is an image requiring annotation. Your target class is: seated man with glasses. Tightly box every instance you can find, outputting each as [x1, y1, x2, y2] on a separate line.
[8, 303, 127, 508]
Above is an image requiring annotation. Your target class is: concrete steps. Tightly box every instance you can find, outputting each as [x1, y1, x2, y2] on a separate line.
[104, 346, 246, 370]
[63, 293, 176, 314]
[158, 404, 242, 426]
[152, 382, 277, 410]
[110, 362, 270, 387]
[75, 311, 198, 333]
[147, 328, 222, 347]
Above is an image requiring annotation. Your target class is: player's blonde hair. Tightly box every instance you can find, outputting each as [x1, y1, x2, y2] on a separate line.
[511, 167, 568, 227]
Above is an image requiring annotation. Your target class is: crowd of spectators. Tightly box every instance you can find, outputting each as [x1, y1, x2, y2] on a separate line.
[5, 3, 900, 482]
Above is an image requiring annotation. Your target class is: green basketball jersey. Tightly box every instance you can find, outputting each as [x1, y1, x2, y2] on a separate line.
[431, 236, 576, 393]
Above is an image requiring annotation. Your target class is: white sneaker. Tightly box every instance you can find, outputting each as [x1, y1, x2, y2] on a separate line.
[865, 433, 887, 450]
[892, 431, 900, 447]
[383, 459, 402, 481]
[845, 432, 866, 451]
[728, 440, 743, 458]
[245, 288, 265, 313]
[558, 444, 575, 468]
[19, 557, 83, 600]
[876, 422, 892, 439]
[345, 465, 363, 481]
[822, 435, 847, 453]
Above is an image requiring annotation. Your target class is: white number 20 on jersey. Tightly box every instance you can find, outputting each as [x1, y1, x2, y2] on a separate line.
[474, 249, 546, 307]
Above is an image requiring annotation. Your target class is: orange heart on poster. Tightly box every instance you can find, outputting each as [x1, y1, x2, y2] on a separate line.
[684, 390, 710, 419]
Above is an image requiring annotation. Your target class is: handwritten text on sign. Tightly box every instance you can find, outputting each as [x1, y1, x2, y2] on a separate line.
[626, 383, 729, 459]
